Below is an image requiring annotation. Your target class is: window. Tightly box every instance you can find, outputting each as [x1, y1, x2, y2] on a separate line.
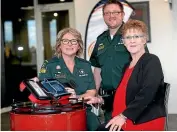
[49, 19, 57, 48]
[27, 20, 37, 48]
[4, 21, 13, 43]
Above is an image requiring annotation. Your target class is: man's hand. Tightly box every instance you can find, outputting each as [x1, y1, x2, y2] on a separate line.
[105, 114, 126, 131]
[84, 96, 103, 104]
[65, 87, 76, 98]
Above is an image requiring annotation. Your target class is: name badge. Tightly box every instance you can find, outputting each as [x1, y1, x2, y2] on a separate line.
[118, 38, 123, 45]
[55, 73, 66, 78]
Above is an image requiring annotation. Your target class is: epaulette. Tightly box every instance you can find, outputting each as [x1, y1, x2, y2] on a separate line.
[41, 56, 59, 68]
[97, 30, 109, 40]
[47, 56, 60, 63]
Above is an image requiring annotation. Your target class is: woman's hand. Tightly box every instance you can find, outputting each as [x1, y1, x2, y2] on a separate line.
[31, 77, 39, 82]
[65, 87, 76, 98]
[105, 114, 127, 131]
[84, 96, 103, 104]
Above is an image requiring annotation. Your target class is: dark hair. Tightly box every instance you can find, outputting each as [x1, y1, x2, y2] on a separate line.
[103, 0, 124, 13]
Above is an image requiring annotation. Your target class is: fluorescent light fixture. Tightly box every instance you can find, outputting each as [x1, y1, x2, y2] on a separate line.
[21, 6, 34, 10]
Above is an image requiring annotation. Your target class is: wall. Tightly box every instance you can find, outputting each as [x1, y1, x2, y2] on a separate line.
[74, 0, 99, 40]
[74, 0, 177, 113]
[170, 0, 177, 113]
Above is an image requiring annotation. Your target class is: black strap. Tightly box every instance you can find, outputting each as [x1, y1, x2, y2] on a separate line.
[11, 100, 85, 114]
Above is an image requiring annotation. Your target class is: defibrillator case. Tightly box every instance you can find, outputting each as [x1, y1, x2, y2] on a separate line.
[20, 79, 71, 103]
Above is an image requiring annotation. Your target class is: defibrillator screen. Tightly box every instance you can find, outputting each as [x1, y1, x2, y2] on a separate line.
[41, 79, 69, 97]
[50, 82, 64, 92]
[28, 80, 48, 97]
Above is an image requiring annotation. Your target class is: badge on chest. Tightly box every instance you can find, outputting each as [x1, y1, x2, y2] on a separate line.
[78, 69, 88, 77]
[98, 43, 104, 51]
[54, 65, 66, 78]
[55, 72, 66, 78]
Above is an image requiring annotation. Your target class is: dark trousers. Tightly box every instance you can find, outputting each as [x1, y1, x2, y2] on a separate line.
[104, 110, 112, 122]
[101, 90, 115, 122]
[97, 123, 124, 131]
[86, 107, 101, 131]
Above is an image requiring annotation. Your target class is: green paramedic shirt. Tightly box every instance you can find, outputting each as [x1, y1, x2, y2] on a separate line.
[39, 56, 96, 95]
[90, 29, 131, 91]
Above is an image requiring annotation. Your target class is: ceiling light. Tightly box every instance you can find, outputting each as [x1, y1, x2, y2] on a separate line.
[60, 0, 65, 2]
[18, 18, 22, 22]
[18, 46, 24, 51]
[53, 13, 58, 17]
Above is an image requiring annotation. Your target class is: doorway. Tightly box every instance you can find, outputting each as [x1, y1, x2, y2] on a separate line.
[35, 2, 75, 72]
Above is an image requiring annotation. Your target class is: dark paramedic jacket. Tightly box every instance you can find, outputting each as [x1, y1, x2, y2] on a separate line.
[121, 53, 166, 124]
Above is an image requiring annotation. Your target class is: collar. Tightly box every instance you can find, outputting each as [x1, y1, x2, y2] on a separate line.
[74, 57, 82, 69]
[106, 23, 124, 37]
[59, 56, 82, 69]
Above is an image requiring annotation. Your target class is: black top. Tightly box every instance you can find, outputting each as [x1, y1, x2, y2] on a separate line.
[122, 53, 166, 124]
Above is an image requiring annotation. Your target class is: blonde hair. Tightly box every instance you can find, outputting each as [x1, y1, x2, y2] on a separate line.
[122, 19, 148, 38]
[54, 28, 83, 57]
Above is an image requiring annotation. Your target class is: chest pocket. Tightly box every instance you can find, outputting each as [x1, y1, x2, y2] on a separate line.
[97, 47, 109, 67]
[114, 45, 130, 70]
[53, 70, 67, 84]
[114, 44, 127, 52]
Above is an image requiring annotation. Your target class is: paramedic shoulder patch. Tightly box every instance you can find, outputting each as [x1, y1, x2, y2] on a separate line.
[40, 68, 46, 73]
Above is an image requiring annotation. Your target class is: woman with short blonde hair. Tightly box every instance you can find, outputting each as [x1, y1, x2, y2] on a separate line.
[54, 28, 83, 57]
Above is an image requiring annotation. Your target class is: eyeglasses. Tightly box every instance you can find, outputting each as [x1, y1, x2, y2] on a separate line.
[123, 35, 145, 40]
[103, 11, 122, 16]
[61, 39, 78, 45]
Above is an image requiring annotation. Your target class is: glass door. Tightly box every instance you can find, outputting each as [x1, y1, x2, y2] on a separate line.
[42, 10, 69, 60]
[34, 2, 75, 72]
